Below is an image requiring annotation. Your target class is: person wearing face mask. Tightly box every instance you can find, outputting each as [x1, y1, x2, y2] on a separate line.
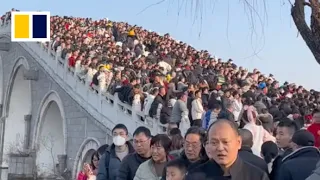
[97, 124, 134, 180]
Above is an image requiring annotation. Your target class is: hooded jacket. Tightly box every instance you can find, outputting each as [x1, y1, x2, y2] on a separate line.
[243, 106, 275, 157]
[276, 147, 320, 180]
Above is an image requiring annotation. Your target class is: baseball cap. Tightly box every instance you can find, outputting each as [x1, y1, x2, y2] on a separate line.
[291, 130, 315, 147]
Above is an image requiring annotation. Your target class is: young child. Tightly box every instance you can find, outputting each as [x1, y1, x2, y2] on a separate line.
[165, 159, 187, 180]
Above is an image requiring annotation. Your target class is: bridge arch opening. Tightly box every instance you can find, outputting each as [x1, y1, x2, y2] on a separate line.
[33, 91, 66, 176]
[2, 58, 31, 166]
[72, 138, 100, 179]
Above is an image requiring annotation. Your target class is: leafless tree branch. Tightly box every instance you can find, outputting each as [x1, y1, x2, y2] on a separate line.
[138, 0, 320, 65]
[136, 0, 166, 15]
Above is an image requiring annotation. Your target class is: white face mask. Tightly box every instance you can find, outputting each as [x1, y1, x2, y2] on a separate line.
[113, 135, 126, 146]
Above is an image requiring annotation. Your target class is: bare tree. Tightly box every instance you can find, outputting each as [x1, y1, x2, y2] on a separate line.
[141, 0, 320, 65]
[38, 134, 57, 176]
[291, 0, 320, 64]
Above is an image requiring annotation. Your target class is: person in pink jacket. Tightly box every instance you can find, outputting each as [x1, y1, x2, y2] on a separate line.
[242, 105, 276, 157]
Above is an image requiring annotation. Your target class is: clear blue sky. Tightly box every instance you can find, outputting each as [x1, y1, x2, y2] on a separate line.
[2, 0, 319, 90]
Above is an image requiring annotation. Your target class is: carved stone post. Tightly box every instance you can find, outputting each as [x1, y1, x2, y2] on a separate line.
[24, 114, 32, 150]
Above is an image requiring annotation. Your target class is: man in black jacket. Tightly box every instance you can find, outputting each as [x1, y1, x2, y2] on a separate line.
[186, 119, 269, 180]
[238, 129, 269, 174]
[270, 119, 297, 180]
[117, 127, 152, 180]
[149, 86, 166, 119]
[115, 78, 136, 104]
[276, 130, 320, 180]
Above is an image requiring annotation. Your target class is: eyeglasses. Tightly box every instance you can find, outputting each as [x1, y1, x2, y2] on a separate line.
[133, 139, 149, 145]
[184, 141, 201, 148]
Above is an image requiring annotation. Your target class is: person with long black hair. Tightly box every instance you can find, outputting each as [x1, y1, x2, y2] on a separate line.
[261, 141, 278, 173]
[77, 151, 100, 180]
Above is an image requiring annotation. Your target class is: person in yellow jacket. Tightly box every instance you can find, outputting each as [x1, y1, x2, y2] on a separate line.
[97, 64, 111, 71]
[128, 29, 135, 36]
[105, 64, 111, 71]
[166, 74, 172, 82]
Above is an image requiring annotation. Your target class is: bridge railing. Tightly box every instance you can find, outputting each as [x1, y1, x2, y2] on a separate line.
[0, 24, 166, 135]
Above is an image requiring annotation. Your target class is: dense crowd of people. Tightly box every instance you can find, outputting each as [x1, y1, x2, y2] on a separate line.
[2, 8, 320, 180]
[82, 120, 320, 180]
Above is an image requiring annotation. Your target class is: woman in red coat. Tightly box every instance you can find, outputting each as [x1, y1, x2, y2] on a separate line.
[307, 112, 320, 148]
[77, 151, 100, 180]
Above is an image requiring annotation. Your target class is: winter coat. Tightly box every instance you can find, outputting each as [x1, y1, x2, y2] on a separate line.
[276, 147, 320, 180]
[186, 157, 269, 180]
[244, 123, 275, 157]
[191, 98, 204, 120]
[97, 142, 135, 180]
[306, 160, 320, 180]
[149, 95, 166, 119]
[238, 146, 269, 174]
[117, 153, 151, 180]
[170, 100, 188, 123]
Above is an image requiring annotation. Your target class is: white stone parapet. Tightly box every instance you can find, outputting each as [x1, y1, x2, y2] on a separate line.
[0, 23, 166, 135]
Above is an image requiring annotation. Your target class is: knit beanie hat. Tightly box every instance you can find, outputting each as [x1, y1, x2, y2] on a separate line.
[291, 129, 315, 147]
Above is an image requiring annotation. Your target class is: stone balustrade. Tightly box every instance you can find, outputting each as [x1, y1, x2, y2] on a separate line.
[0, 23, 167, 136]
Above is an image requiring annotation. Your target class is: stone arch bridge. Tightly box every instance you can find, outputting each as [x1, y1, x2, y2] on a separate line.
[0, 29, 112, 179]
